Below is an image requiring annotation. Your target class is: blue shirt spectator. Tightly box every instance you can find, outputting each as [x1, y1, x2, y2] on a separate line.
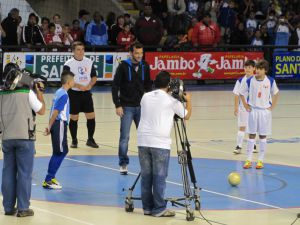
[85, 11, 108, 45]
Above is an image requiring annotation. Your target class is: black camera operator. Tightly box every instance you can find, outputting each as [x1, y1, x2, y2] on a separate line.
[137, 71, 192, 217]
[0, 63, 45, 217]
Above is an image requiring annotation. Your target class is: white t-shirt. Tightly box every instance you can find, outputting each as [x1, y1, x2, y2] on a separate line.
[240, 76, 279, 109]
[233, 75, 250, 111]
[64, 56, 96, 91]
[246, 19, 257, 30]
[137, 89, 187, 150]
[29, 90, 42, 112]
[55, 23, 62, 35]
[277, 25, 289, 33]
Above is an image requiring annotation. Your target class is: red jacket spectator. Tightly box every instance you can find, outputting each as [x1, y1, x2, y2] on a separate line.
[70, 19, 84, 42]
[117, 23, 135, 50]
[192, 13, 220, 46]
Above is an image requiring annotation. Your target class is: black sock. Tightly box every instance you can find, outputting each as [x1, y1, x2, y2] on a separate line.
[87, 119, 95, 140]
[69, 119, 78, 141]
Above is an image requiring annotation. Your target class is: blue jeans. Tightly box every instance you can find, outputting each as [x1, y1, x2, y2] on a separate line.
[138, 146, 170, 215]
[1, 139, 35, 212]
[119, 106, 140, 166]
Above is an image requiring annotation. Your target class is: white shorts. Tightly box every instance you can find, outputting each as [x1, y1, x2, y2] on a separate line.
[247, 108, 272, 135]
[238, 110, 249, 127]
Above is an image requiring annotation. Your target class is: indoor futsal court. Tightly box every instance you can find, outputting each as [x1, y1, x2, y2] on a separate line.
[0, 84, 299, 225]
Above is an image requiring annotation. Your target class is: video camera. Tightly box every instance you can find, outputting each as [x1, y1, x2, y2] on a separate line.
[168, 78, 185, 102]
[2, 63, 47, 92]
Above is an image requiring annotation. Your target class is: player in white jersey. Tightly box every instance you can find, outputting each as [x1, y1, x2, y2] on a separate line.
[63, 41, 99, 148]
[232, 60, 257, 154]
[240, 59, 279, 169]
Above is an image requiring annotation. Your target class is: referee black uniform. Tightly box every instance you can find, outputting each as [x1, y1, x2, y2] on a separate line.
[63, 55, 98, 148]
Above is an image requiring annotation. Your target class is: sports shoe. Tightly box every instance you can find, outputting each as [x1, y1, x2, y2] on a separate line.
[243, 160, 252, 169]
[233, 146, 242, 154]
[253, 144, 258, 153]
[86, 138, 99, 148]
[153, 209, 176, 217]
[120, 165, 128, 175]
[4, 208, 17, 216]
[42, 180, 62, 189]
[17, 209, 34, 217]
[51, 178, 61, 186]
[256, 160, 264, 169]
[70, 139, 78, 148]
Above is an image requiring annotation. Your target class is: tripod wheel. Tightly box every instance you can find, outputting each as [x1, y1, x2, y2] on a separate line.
[186, 210, 195, 221]
[125, 200, 134, 212]
[195, 200, 201, 210]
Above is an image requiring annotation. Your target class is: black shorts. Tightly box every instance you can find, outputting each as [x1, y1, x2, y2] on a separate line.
[68, 89, 94, 114]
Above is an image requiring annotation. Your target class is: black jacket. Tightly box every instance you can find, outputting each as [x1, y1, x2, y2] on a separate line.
[289, 28, 300, 50]
[1, 15, 18, 45]
[112, 59, 152, 107]
[22, 25, 45, 45]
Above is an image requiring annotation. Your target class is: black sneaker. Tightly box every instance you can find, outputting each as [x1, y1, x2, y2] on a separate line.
[4, 208, 17, 216]
[70, 139, 78, 148]
[86, 139, 99, 148]
[17, 209, 34, 217]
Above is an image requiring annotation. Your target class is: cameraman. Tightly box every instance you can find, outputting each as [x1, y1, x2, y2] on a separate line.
[0, 66, 45, 217]
[137, 71, 191, 217]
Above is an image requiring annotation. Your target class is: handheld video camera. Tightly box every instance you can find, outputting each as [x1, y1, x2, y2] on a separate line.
[168, 78, 185, 102]
[2, 63, 47, 92]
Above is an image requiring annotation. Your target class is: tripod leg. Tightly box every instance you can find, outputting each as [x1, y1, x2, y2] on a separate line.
[124, 173, 141, 212]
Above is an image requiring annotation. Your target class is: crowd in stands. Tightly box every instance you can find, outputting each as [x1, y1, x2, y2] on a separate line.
[0, 0, 299, 51]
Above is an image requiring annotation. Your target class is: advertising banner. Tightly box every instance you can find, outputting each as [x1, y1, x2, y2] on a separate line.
[3, 52, 129, 81]
[273, 51, 300, 79]
[145, 52, 264, 80]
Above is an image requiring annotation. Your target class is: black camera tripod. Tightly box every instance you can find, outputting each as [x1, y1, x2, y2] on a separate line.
[124, 116, 201, 221]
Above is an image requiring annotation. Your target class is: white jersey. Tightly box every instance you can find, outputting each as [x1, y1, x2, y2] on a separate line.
[137, 89, 188, 150]
[233, 75, 249, 111]
[240, 76, 279, 109]
[64, 56, 96, 91]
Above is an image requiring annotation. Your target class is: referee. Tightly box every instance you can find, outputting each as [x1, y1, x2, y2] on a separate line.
[63, 41, 98, 148]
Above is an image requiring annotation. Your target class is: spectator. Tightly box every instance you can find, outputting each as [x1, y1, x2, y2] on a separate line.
[44, 22, 63, 46]
[40, 17, 50, 36]
[85, 11, 108, 46]
[0, 24, 6, 45]
[246, 11, 258, 34]
[186, 0, 200, 17]
[150, 0, 168, 20]
[192, 12, 221, 47]
[260, 24, 270, 44]
[124, 13, 134, 31]
[110, 15, 125, 45]
[17, 16, 23, 45]
[70, 19, 84, 42]
[53, 14, 62, 35]
[106, 12, 116, 44]
[1, 8, 19, 45]
[217, 0, 237, 43]
[134, 4, 163, 45]
[78, 9, 90, 31]
[261, 10, 277, 43]
[230, 22, 248, 45]
[274, 15, 293, 50]
[61, 24, 74, 45]
[22, 13, 45, 46]
[164, 33, 189, 50]
[251, 29, 263, 46]
[117, 22, 135, 50]
[289, 20, 300, 51]
[167, 0, 186, 15]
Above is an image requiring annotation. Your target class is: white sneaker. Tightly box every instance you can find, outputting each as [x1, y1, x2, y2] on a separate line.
[42, 181, 62, 189]
[120, 165, 128, 175]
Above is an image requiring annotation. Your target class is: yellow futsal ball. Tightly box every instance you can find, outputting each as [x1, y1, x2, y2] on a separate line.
[228, 172, 241, 186]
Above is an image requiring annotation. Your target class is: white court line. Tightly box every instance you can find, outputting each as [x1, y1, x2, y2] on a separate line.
[0, 196, 94, 225]
[36, 150, 295, 213]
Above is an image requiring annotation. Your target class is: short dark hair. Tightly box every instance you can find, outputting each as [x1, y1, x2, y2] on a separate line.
[72, 19, 80, 24]
[154, 71, 171, 88]
[41, 17, 50, 24]
[79, 9, 90, 18]
[72, 41, 85, 51]
[129, 42, 143, 52]
[256, 59, 269, 71]
[244, 59, 256, 67]
[61, 70, 74, 84]
[48, 22, 55, 29]
[53, 13, 61, 19]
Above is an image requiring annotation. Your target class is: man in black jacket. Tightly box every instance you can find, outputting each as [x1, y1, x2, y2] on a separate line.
[22, 13, 45, 46]
[112, 42, 152, 175]
[1, 8, 19, 46]
[289, 20, 300, 51]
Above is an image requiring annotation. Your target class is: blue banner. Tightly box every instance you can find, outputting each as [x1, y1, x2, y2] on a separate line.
[273, 51, 300, 79]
